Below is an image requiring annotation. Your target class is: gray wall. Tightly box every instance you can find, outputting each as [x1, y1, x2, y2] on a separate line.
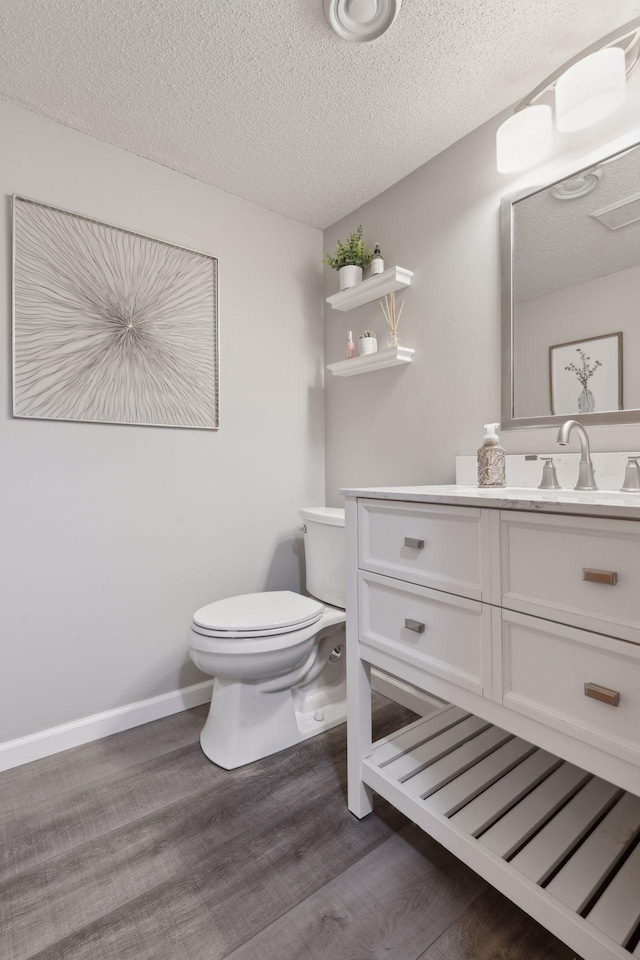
[323, 85, 640, 504]
[1, 101, 325, 742]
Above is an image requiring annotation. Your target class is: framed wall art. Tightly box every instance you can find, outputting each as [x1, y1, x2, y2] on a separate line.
[12, 196, 219, 429]
[549, 332, 622, 417]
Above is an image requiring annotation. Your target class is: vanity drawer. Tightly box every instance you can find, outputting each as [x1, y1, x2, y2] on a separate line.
[358, 499, 486, 600]
[358, 571, 491, 696]
[499, 609, 640, 768]
[500, 512, 640, 644]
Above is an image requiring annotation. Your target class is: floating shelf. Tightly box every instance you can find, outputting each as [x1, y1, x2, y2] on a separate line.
[326, 266, 413, 312]
[327, 345, 414, 377]
[364, 705, 640, 960]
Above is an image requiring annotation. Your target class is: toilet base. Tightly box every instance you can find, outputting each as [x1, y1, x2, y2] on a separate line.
[200, 648, 346, 769]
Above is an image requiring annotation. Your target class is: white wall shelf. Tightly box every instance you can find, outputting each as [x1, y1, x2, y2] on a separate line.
[327, 345, 414, 377]
[326, 266, 413, 312]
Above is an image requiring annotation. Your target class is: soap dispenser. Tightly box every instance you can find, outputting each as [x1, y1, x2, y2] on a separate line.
[478, 423, 506, 487]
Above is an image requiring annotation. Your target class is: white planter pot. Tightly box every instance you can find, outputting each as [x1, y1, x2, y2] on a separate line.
[359, 337, 377, 356]
[339, 265, 363, 291]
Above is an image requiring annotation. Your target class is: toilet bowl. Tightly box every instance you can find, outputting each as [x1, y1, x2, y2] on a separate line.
[188, 507, 346, 769]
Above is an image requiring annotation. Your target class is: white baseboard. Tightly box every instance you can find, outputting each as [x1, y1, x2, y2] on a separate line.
[371, 668, 444, 717]
[0, 669, 440, 775]
[0, 680, 214, 773]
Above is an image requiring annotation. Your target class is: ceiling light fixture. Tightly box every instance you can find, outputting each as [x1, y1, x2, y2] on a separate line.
[496, 17, 640, 174]
[324, 0, 402, 43]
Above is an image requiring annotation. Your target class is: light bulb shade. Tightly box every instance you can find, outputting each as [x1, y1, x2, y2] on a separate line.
[496, 105, 553, 174]
[555, 47, 626, 132]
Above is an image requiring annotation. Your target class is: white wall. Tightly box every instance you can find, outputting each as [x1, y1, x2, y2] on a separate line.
[0, 101, 325, 743]
[514, 263, 640, 418]
[323, 77, 640, 503]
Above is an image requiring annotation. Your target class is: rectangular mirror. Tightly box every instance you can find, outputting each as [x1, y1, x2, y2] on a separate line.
[501, 140, 640, 429]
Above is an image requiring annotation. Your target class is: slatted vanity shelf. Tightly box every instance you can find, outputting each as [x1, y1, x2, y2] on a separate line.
[344, 488, 640, 960]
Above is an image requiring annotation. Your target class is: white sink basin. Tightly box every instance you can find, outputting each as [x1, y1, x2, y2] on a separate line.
[341, 483, 640, 519]
[456, 485, 640, 506]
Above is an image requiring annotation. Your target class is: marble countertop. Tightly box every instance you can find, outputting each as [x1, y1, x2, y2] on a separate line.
[340, 484, 640, 520]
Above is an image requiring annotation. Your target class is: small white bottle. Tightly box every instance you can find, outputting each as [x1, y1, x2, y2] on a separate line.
[370, 243, 384, 276]
[477, 423, 506, 487]
[346, 331, 355, 360]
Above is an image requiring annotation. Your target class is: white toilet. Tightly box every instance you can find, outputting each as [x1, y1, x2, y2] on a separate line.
[188, 507, 346, 769]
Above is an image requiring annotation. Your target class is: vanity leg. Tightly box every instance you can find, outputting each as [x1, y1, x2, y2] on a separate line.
[345, 495, 373, 818]
[347, 657, 373, 817]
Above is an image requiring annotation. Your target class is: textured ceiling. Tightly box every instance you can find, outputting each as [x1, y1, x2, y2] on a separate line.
[514, 142, 640, 301]
[1, 1, 640, 228]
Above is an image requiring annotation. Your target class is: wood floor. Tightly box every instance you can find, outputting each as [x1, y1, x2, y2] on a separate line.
[0, 696, 578, 960]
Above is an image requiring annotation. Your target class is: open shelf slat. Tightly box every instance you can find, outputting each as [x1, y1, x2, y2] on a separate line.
[450, 748, 562, 836]
[548, 792, 640, 913]
[510, 777, 621, 884]
[364, 709, 640, 960]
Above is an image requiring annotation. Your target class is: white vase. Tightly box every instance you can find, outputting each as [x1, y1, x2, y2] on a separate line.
[339, 265, 363, 290]
[359, 337, 377, 356]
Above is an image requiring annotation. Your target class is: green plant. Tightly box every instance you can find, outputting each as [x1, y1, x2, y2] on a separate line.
[360, 330, 376, 339]
[322, 225, 373, 270]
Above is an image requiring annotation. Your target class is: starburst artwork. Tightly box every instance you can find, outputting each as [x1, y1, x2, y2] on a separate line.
[13, 197, 219, 429]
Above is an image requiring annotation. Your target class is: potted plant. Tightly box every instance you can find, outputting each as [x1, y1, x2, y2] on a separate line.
[359, 330, 377, 356]
[322, 225, 373, 291]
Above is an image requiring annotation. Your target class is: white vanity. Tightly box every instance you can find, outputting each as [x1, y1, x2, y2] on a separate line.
[344, 484, 640, 960]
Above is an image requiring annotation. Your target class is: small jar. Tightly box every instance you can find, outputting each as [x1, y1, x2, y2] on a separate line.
[359, 335, 377, 356]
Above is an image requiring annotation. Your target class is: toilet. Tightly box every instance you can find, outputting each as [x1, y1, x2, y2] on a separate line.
[188, 507, 346, 769]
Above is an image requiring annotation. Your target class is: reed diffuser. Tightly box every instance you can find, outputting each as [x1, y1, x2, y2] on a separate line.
[380, 292, 404, 348]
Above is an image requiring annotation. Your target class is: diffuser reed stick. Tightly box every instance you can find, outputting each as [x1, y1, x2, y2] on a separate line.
[380, 292, 404, 346]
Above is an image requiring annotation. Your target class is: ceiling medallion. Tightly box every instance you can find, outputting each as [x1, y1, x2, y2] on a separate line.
[323, 0, 402, 43]
[551, 167, 604, 200]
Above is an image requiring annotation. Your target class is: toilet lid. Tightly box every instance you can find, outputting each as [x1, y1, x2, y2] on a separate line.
[192, 591, 323, 637]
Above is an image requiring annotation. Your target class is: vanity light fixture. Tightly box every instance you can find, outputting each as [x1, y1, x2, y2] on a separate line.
[555, 47, 626, 133]
[496, 105, 553, 174]
[496, 16, 640, 174]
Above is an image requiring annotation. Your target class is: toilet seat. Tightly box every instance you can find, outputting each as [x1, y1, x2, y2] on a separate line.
[192, 590, 324, 639]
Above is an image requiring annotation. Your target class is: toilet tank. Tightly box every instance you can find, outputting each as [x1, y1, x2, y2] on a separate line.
[299, 507, 345, 609]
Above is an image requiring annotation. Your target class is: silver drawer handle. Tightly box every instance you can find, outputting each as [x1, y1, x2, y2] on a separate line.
[404, 537, 424, 549]
[404, 618, 425, 633]
[583, 568, 618, 586]
[584, 682, 620, 707]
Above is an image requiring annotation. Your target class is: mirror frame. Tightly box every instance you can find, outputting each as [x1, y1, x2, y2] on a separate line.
[501, 140, 640, 430]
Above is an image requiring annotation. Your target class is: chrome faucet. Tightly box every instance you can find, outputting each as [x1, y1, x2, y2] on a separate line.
[621, 455, 640, 492]
[556, 420, 597, 491]
[525, 455, 561, 490]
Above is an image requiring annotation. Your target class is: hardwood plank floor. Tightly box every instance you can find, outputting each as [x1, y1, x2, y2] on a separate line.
[223, 825, 482, 960]
[0, 705, 210, 820]
[0, 696, 580, 960]
[416, 887, 576, 960]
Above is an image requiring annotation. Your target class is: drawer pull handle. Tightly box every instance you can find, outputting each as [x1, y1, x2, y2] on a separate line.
[584, 682, 620, 707]
[583, 568, 618, 586]
[404, 537, 424, 549]
[404, 618, 425, 633]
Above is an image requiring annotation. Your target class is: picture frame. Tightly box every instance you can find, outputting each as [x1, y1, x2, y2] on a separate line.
[12, 195, 219, 429]
[549, 332, 623, 417]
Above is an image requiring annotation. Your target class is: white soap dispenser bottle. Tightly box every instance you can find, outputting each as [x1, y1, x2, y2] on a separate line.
[477, 423, 506, 487]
